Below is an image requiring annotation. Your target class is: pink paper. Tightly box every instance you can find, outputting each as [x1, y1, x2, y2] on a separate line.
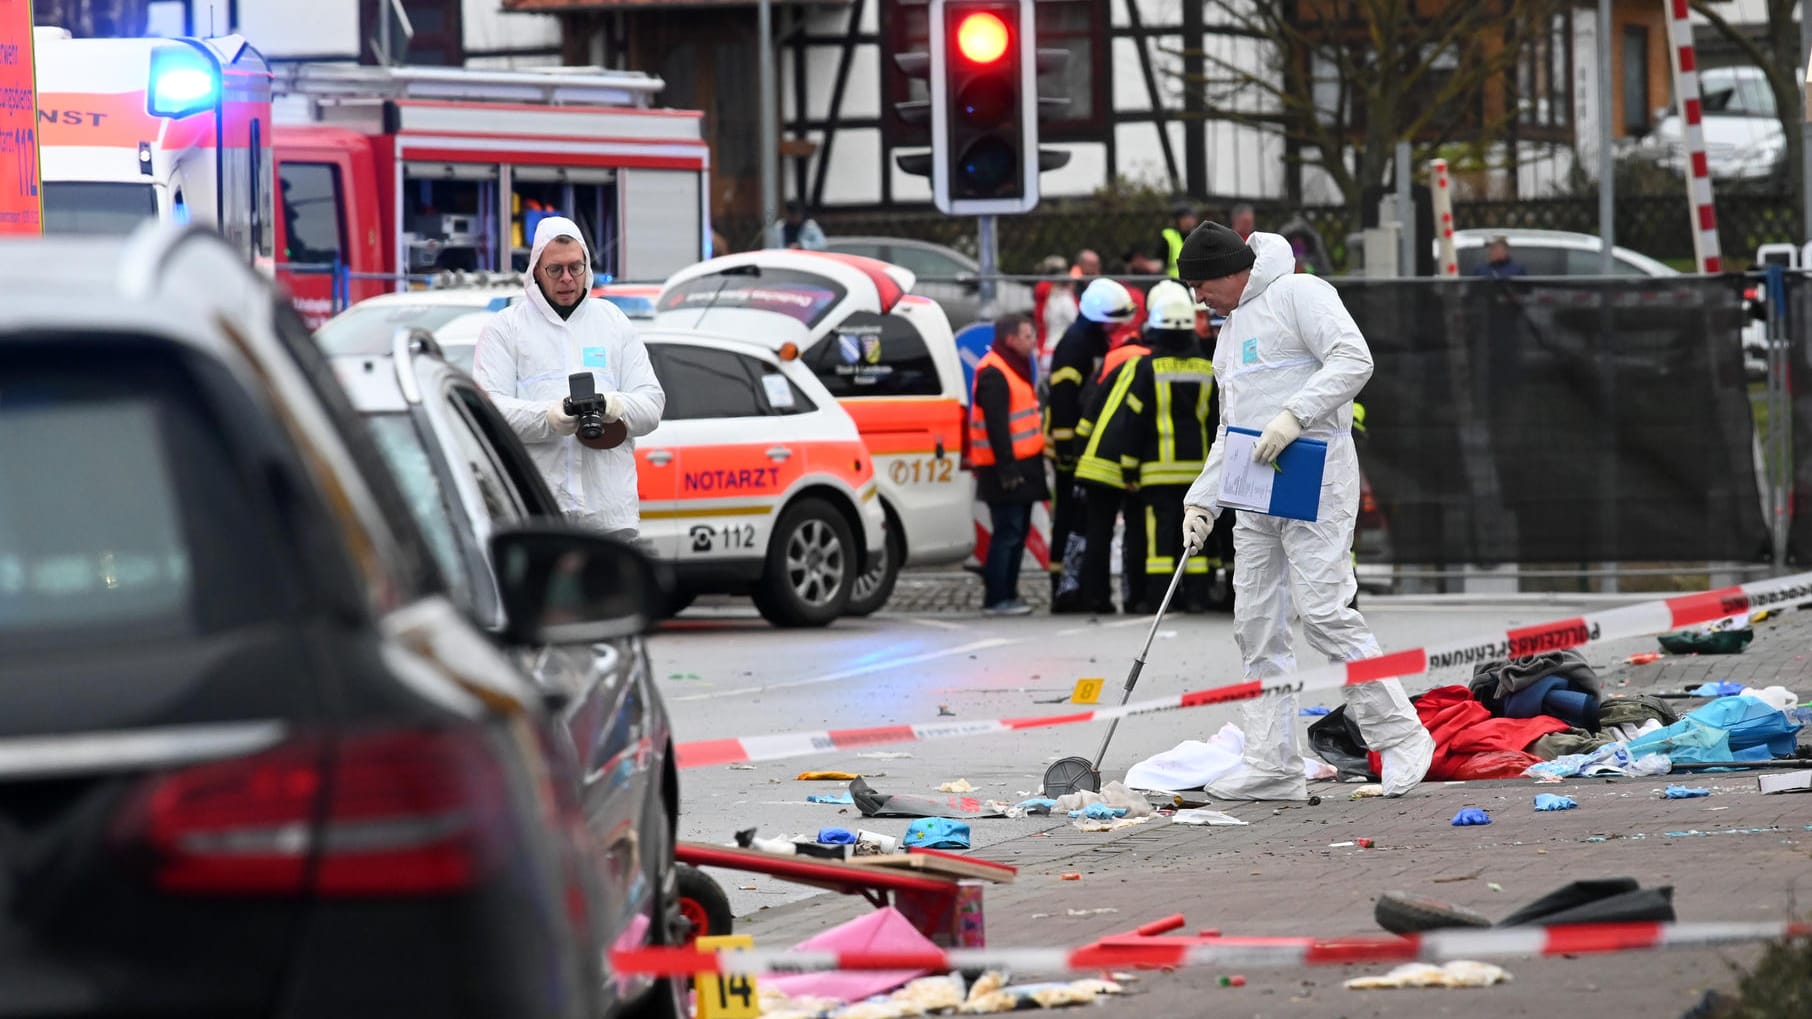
[764, 906, 937, 1003]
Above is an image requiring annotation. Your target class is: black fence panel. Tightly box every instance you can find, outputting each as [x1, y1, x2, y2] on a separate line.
[1345, 276, 1766, 564]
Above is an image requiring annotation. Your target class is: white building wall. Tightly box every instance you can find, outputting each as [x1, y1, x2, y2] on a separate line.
[204, 0, 557, 66]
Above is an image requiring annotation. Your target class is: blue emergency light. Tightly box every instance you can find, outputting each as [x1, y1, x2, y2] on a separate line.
[147, 44, 219, 119]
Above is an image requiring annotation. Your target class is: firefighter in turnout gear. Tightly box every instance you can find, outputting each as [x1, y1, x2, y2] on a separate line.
[1075, 280, 1219, 612]
[1045, 278, 1138, 611]
[1068, 304, 1154, 614]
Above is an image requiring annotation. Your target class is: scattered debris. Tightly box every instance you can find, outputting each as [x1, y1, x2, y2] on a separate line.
[808, 792, 857, 805]
[1299, 706, 1331, 716]
[1487, 882, 1504, 893]
[1659, 617, 1753, 656]
[666, 672, 702, 680]
[1356, 837, 1376, 849]
[1218, 975, 1247, 987]
[1350, 784, 1385, 799]
[1077, 814, 1156, 833]
[1344, 961, 1512, 990]
[1173, 808, 1249, 826]
[938, 705, 955, 717]
[938, 779, 978, 794]
[1626, 653, 1663, 666]
[1052, 782, 1153, 820]
[729, 763, 757, 771]
[1534, 794, 1578, 812]
[1329, 841, 1355, 848]
[1664, 785, 1711, 799]
[1759, 770, 1812, 794]
[852, 777, 1012, 819]
[1452, 808, 1491, 826]
[1060, 873, 1082, 881]
[858, 752, 915, 760]
[799, 771, 862, 781]
[1066, 908, 1119, 917]
[1430, 868, 1486, 884]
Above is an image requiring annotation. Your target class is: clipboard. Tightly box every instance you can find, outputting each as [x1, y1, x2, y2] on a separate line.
[1219, 426, 1327, 521]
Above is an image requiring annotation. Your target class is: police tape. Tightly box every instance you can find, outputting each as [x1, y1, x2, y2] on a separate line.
[612, 920, 1812, 977]
[675, 571, 1812, 769]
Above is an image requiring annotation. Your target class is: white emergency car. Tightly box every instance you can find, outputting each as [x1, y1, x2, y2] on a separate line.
[316, 289, 886, 627]
[654, 250, 976, 615]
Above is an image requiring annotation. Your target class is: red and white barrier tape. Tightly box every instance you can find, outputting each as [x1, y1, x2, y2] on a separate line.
[613, 920, 1812, 977]
[1664, 0, 1722, 273]
[674, 571, 1812, 768]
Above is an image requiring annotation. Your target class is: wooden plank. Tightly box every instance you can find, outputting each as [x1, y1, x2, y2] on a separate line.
[845, 849, 1017, 884]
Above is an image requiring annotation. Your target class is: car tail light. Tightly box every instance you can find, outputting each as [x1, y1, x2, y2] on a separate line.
[119, 728, 510, 897]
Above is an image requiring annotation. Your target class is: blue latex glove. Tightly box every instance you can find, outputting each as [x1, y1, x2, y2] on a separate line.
[1299, 706, 1332, 716]
[1451, 808, 1492, 826]
[1691, 681, 1744, 697]
[1664, 785, 1711, 799]
[1533, 794, 1578, 811]
[816, 827, 857, 845]
[1070, 803, 1129, 820]
[806, 792, 855, 804]
[1016, 798, 1059, 812]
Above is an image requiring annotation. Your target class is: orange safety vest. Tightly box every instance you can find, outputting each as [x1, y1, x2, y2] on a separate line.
[1096, 342, 1150, 383]
[968, 350, 1043, 467]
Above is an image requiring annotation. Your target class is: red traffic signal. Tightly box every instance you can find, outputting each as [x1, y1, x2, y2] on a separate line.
[955, 11, 1009, 64]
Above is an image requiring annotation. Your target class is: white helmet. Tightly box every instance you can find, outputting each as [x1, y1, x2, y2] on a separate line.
[1145, 279, 1197, 331]
[1078, 278, 1136, 324]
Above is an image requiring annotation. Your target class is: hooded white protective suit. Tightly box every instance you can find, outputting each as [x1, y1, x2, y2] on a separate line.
[472, 216, 665, 535]
[1184, 232, 1433, 800]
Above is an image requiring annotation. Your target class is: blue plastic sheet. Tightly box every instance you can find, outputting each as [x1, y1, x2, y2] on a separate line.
[807, 792, 856, 805]
[1534, 794, 1578, 811]
[1452, 808, 1492, 826]
[1627, 695, 1801, 764]
[1664, 785, 1711, 799]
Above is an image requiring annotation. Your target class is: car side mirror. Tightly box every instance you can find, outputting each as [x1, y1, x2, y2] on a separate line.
[490, 525, 668, 645]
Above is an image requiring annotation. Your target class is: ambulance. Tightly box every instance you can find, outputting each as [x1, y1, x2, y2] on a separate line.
[34, 28, 274, 263]
[654, 251, 975, 615]
[269, 63, 711, 328]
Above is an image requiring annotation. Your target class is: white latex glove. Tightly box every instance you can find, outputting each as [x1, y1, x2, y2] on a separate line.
[602, 392, 626, 424]
[1252, 410, 1303, 464]
[547, 401, 578, 436]
[1183, 505, 1214, 556]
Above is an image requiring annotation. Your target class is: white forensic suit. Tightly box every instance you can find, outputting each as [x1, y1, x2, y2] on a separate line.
[473, 216, 666, 536]
[1184, 232, 1433, 799]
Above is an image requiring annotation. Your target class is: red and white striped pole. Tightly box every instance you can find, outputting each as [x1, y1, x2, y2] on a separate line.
[1430, 158, 1458, 277]
[1663, 0, 1722, 273]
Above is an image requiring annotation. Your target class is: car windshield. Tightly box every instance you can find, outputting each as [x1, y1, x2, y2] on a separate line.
[1699, 71, 1775, 117]
[364, 412, 474, 608]
[656, 268, 847, 327]
[0, 350, 281, 648]
[597, 293, 656, 319]
[316, 302, 503, 356]
[41, 182, 158, 235]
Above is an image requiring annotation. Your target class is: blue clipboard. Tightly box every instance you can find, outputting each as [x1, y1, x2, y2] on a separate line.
[1227, 426, 1327, 521]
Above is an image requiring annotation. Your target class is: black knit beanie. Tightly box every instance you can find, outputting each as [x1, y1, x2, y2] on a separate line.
[1176, 221, 1256, 281]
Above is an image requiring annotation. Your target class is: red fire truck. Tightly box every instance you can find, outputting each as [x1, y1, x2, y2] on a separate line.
[271, 63, 711, 327]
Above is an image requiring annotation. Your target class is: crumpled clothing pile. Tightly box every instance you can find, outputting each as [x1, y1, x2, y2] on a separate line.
[1344, 960, 1512, 990]
[1052, 781, 1153, 820]
[756, 971, 1124, 1018]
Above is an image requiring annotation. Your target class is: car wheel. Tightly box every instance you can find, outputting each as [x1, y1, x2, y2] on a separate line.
[844, 519, 903, 617]
[752, 497, 854, 627]
[675, 864, 734, 943]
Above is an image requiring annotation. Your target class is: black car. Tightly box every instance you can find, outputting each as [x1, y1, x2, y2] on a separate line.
[0, 226, 685, 1018]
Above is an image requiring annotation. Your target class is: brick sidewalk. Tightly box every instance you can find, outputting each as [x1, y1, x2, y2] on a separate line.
[736, 607, 1812, 1017]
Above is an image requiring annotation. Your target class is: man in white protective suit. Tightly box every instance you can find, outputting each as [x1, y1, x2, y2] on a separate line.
[1175, 221, 1434, 800]
[474, 216, 665, 539]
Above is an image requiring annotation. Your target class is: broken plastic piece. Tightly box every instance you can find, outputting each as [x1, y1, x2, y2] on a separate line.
[797, 771, 860, 781]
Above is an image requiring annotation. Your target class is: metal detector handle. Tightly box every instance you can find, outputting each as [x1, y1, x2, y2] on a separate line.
[1090, 558, 1192, 770]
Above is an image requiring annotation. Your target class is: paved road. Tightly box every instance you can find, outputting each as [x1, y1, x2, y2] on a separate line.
[648, 584, 1812, 1017]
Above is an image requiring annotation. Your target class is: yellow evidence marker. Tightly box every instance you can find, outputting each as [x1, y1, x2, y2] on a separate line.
[1071, 678, 1104, 704]
[693, 934, 759, 1019]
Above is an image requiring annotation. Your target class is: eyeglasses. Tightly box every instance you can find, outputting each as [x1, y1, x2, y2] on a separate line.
[541, 262, 587, 280]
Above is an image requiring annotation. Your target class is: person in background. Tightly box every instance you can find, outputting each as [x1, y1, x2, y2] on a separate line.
[1033, 254, 1078, 365]
[970, 313, 1049, 616]
[1473, 235, 1528, 279]
[1162, 200, 1200, 278]
[1230, 203, 1256, 241]
[1044, 278, 1137, 612]
[1073, 248, 1102, 282]
[765, 198, 827, 251]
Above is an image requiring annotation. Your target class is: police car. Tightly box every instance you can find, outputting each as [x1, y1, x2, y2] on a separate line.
[655, 250, 975, 615]
[317, 289, 886, 627]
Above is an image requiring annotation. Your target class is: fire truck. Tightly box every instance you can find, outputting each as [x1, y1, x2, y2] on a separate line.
[270, 64, 712, 328]
[33, 28, 274, 262]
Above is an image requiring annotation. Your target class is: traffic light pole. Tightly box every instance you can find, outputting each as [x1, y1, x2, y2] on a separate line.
[976, 214, 999, 315]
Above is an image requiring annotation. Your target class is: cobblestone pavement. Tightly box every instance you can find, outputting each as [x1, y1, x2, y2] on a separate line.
[735, 605, 1812, 1017]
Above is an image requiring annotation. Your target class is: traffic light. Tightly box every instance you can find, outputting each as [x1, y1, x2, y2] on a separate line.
[892, 0, 1069, 215]
[931, 0, 1034, 213]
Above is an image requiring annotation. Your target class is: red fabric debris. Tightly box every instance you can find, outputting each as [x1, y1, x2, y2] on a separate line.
[1367, 685, 1570, 782]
